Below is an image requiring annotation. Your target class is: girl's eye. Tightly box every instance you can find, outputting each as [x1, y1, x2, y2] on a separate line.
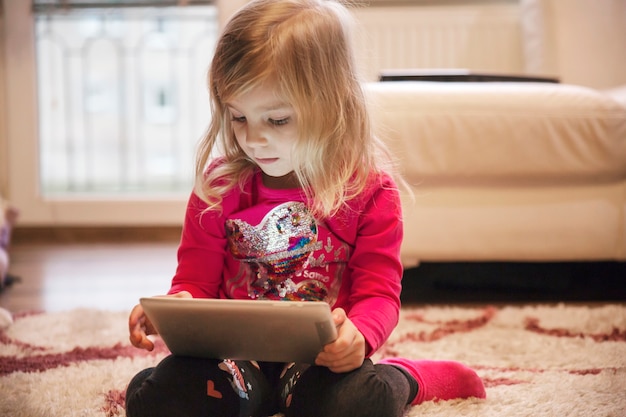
[269, 117, 290, 126]
[231, 116, 246, 123]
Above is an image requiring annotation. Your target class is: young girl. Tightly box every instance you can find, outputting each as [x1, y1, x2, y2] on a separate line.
[126, 1, 485, 416]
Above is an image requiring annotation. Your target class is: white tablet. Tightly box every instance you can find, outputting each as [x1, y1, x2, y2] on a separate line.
[140, 297, 337, 363]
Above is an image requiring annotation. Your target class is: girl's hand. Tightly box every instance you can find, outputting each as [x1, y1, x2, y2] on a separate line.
[315, 308, 366, 373]
[128, 291, 192, 351]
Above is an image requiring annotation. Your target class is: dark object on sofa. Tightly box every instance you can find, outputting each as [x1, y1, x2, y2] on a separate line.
[379, 69, 559, 83]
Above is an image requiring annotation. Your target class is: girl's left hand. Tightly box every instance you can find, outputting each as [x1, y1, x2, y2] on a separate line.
[315, 308, 366, 373]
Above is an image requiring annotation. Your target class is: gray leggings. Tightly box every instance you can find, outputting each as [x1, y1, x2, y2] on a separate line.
[125, 356, 415, 417]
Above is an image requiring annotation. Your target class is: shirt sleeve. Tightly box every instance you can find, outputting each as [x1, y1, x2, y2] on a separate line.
[343, 176, 404, 356]
[168, 191, 228, 298]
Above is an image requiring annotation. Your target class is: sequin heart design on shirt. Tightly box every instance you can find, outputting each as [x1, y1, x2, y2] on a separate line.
[226, 202, 319, 299]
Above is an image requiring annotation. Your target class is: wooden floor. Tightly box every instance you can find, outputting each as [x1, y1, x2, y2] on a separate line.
[0, 241, 180, 313]
[2, 241, 624, 314]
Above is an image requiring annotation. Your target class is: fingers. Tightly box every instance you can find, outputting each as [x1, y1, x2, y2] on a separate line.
[128, 292, 191, 351]
[315, 309, 366, 373]
[128, 304, 155, 351]
[316, 340, 365, 373]
[332, 307, 347, 328]
[172, 290, 193, 299]
[317, 349, 364, 373]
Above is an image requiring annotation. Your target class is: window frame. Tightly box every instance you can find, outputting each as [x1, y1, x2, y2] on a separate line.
[3, 0, 217, 226]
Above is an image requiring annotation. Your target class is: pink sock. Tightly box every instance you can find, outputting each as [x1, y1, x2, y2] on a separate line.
[379, 358, 486, 405]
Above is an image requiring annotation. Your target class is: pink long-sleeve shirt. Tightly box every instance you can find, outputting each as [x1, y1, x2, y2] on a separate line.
[169, 164, 403, 356]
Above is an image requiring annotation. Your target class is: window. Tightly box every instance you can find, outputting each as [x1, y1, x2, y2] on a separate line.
[34, 2, 218, 195]
[2, 1, 219, 225]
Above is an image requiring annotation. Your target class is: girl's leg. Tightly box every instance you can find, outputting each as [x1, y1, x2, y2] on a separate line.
[125, 355, 274, 417]
[378, 357, 486, 405]
[278, 359, 415, 417]
[278, 358, 486, 417]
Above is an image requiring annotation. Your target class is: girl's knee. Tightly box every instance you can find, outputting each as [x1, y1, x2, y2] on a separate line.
[125, 368, 157, 417]
[124, 357, 223, 417]
[125, 357, 274, 417]
[285, 362, 407, 417]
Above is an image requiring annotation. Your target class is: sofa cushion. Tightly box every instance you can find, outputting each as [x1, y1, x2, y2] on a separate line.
[366, 81, 626, 187]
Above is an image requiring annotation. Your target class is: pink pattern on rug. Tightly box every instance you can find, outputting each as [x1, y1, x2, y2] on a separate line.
[0, 332, 49, 353]
[474, 365, 545, 374]
[378, 307, 496, 357]
[0, 311, 48, 353]
[101, 389, 126, 417]
[482, 377, 526, 388]
[524, 317, 626, 342]
[0, 339, 169, 376]
[476, 364, 614, 374]
[568, 368, 603, 376]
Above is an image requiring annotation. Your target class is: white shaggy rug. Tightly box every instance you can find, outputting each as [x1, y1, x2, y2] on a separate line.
[1, 304, 625, 417]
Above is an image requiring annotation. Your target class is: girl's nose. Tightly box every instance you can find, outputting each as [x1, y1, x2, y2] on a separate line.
[245, 125, 268, 147]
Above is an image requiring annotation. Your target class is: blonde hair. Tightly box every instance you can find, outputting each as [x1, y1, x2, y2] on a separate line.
[196, 0, 395, 217]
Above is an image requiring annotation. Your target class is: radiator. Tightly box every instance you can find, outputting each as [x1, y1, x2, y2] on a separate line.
[351, 3, 524, 81]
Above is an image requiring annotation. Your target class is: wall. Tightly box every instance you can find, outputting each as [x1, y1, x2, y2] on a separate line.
[216, 0, 248, 28]
[351, 3, 523, 81]
[520, 0, 626, 90]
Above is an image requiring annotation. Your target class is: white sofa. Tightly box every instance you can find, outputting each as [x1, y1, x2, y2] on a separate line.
[363, 0, 626, 267]
[366, 81, 626, 266]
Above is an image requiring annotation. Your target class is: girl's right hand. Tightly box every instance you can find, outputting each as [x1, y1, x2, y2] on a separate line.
[128, 291, 192, 351]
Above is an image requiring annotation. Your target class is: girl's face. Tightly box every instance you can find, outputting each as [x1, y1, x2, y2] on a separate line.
[226, 82, 299, 189]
